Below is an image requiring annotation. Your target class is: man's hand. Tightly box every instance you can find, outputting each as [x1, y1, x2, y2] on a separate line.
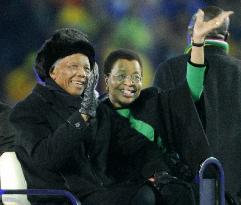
[192, 9, 234, 43]
[79, 63, 99, 118]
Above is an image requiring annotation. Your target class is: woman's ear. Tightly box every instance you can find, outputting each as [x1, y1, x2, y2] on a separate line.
[104, 75, 109, 92]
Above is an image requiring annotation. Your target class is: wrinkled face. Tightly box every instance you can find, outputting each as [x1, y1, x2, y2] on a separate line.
[49, 53, 90, 96]
[105, 59, 142, 108]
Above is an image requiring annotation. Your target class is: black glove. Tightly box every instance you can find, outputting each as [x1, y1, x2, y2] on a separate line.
[164, 151, 193, 181]
[152, 171, 179, 191]
[151, 171, 197, 205]
[79, 63, 99, 118]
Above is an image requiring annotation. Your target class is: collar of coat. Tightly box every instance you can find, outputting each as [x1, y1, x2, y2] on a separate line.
[32, 83, 83, 121]
[44, 78, 83, 109]
[99, 89, 160, 143]
[184, 39, 229, 54]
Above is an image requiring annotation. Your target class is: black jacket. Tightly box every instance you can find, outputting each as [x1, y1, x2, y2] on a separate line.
[101, 84, 211, 180]
[10, 84, 167, 205]
[154, 45, 241, 200]
[0, 102, 15, 155]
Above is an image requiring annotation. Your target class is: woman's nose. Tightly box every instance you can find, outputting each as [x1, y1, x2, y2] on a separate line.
[123, 76, 134, 85]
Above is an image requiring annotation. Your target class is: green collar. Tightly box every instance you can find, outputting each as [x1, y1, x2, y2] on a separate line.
[116, 108, 155, 142]
[116, 108, 165, 150]
[184, 39, 229, 54]
[116, 108, 131, 118]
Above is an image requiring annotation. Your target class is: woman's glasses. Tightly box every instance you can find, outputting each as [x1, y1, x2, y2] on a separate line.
[112, 74, 142, 83]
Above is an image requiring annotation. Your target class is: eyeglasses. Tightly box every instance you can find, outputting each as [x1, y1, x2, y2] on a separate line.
[112, 74, 142, 83]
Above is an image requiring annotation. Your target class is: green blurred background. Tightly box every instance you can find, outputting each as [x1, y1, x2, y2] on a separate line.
[1, 0, 241, 105]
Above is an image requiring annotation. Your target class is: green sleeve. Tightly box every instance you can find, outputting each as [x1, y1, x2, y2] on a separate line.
[186, 62, 206, 102]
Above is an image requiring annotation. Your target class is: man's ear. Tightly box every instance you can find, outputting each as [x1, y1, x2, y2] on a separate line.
[49, 67, 56, 80]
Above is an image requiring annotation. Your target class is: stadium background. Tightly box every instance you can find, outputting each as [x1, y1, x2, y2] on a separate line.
[1, 0, 241, 105]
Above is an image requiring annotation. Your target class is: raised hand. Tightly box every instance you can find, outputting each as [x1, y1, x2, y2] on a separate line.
[190, 9, 233, 65]
[192, 9, 234, 43]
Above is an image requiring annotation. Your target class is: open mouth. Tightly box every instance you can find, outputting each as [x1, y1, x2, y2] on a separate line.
[121, 89, 136, 97]
[71, 80, 85, 88]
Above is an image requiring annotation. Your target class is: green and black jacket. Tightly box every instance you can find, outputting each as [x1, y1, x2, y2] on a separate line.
[101, 61, 210, 180]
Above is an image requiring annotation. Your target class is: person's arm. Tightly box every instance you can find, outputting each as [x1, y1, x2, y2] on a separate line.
[109, 108, 170, 178]
[110, 110, 191, 188]
[10, 101, 91, 171]
[187, 9, 233, 101]
[186, 61, 206, 101]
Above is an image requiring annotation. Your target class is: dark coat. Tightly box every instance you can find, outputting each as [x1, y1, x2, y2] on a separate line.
[102, 84, 211, 180]
[0, 102, 15, 155]
[10, 84, 167, 205]
[154, 46, 241, 200]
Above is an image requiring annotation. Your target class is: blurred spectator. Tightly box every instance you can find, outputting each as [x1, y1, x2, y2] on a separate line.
[3, 53, 36, 104]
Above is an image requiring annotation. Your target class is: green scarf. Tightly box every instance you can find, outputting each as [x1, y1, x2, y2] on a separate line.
[116, 108, 165, 151]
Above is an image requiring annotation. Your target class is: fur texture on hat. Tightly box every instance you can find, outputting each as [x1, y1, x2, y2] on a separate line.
[35, 28, 95, 82]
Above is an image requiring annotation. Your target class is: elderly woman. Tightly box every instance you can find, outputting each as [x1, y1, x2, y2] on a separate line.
[101, 10, 232, 184]
[10, 28, 197, 205]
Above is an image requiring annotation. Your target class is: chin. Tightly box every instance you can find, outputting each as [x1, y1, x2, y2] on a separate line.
[68, 89, 85, 96]
[121, 98, 135, 106]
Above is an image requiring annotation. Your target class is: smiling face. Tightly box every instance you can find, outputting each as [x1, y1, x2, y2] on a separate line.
[49, 53, 91, 96]
[105, 59, 142, 108]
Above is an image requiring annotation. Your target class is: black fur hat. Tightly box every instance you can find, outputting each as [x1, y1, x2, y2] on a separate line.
[34, 28, 95, 82]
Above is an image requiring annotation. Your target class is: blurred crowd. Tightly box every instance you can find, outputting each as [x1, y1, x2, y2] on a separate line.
[1, 0, 241, 105]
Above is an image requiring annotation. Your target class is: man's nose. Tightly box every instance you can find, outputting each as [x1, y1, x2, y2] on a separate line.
[76, 67, 87, 77]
